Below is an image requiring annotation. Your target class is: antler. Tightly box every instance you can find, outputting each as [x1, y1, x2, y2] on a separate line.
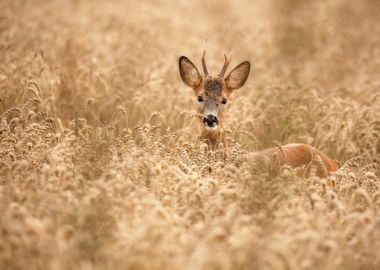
[201, 50, 209, 77]
[201, 40, 210, 77]
[218, 48, 234, 78]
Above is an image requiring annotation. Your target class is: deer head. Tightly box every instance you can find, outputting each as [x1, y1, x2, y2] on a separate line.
[179, 50, 250, 149]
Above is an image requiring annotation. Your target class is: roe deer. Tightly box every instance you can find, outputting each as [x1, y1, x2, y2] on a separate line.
[179, 49, 338, 177]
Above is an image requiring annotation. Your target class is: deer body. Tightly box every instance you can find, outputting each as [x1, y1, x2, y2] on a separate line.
[249, 143, 338, 177]
[179, 50, 338, 177]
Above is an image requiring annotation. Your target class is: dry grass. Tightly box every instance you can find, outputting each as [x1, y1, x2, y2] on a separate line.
[1, 0, 380, 269]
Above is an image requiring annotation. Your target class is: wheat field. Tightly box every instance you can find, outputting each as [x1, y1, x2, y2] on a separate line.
[1, 0, 380, 269]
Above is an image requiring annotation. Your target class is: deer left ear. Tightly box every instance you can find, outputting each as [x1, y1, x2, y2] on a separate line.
[225, 61, 250, 90]
[179, 56, 202, 88]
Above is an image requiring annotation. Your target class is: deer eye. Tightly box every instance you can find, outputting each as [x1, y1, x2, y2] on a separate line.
[197, 96, 204, 102]
[221, 98, 227, 105]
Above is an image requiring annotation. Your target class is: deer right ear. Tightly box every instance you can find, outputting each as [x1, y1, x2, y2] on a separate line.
[225, 61, 250, 91]
[179, 56, 202, 88]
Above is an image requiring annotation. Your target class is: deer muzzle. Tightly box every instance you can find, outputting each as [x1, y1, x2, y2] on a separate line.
[203, 114, 218, 129]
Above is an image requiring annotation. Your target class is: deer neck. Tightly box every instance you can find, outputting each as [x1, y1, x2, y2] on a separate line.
[200, 126, 225, 151]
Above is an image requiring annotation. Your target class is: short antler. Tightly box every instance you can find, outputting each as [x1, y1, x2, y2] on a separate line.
[201, 50, 209, 77]
[201, 40, 210, 77]
[218, 48, 234, 78]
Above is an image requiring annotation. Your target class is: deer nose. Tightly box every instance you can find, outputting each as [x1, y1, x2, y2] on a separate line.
[203, 114, 218, 127]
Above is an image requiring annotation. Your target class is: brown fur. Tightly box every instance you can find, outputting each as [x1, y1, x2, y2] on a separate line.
[250, 144, 339, 177]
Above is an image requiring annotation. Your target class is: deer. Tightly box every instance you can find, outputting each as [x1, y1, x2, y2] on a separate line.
[178, 49, 339, 177]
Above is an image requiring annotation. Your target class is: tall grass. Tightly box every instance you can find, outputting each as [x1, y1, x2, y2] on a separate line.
[0, 0, 379, 269]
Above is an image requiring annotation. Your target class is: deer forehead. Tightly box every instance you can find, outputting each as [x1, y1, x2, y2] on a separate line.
[203, 77, 225, 98]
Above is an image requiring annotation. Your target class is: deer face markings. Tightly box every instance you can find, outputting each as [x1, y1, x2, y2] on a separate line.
[198, 77, 226, 130]
[179, 51, 250, 134]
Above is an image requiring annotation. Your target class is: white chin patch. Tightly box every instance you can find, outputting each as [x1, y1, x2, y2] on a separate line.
[204, 125, 218, 131]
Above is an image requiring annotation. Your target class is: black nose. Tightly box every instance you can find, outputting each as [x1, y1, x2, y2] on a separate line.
[203, 114, 218, 126]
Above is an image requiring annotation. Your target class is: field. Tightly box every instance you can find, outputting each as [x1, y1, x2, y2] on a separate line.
[1, 0, 380, 269]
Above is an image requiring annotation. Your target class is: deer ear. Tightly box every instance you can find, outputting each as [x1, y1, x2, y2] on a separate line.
[225, 61, 250, 90]
[179, 56, 202, 88]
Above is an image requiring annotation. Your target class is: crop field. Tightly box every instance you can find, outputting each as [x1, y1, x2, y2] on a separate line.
[1, 0, 380, 269]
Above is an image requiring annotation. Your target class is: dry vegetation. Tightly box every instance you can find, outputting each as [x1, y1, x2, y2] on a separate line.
[1, 0, 380, 269]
